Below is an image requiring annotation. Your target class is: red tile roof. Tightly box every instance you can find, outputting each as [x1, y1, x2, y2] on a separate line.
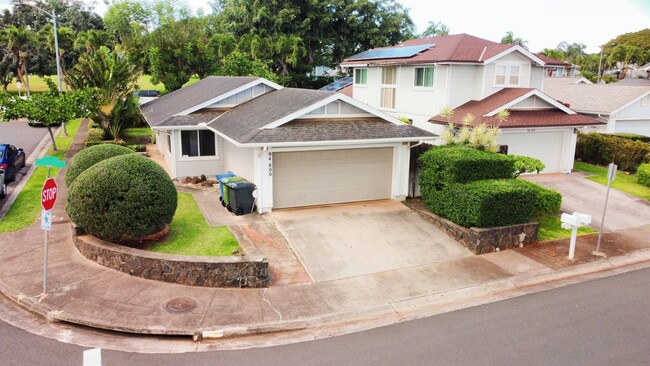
[341, 34, 518, 66]
[535, 54, 570, 66]
[428, 88, 603, 128]
[338, 84, 353, 97]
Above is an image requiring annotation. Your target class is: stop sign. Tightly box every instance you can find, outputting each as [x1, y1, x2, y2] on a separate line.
[41, 177, 58, 211]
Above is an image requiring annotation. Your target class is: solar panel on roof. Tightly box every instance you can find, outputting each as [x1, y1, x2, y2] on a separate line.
[346, 44, 433, 61]
[319, 77, 353, 91]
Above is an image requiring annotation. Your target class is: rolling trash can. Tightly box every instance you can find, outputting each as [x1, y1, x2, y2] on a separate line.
[228, 181, 256, 216]
[215, 171, 234, 203]
[220, 176, 246, 208]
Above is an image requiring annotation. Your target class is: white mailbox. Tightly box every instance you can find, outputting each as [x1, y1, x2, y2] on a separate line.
[561, 211, 592, 260]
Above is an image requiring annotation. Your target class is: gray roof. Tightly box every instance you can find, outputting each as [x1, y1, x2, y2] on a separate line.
[543, 77, 650, 114]
[155, 111, 224, 128]
[248, 118, 435, 144]
[207, 88, 337, 143]
[141, 76, 262, 127]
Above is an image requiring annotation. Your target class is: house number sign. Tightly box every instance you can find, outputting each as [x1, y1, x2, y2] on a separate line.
[268, 152, 273, 177]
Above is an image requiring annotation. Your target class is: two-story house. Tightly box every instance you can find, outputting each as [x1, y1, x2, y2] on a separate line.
[340, 33, 601, 173]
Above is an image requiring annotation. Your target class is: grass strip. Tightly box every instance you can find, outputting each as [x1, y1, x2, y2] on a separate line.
[536, 214, 596, 242]
[574, 161, 650, 200]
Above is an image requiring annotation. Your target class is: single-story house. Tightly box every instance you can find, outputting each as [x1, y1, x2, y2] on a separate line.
[543, 77, 650, 136]
[428, 88, 603, 173]
[141, 76, 436, 212]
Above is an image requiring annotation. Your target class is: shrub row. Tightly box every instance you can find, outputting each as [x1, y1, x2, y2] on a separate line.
[637, 163, 650, 187]
[418, 146, 516, 192]
[576, 132, 650, 172]
[422, 180, 535, 228]
[612, 133, 650, 144]
[66, 144, 135, 186]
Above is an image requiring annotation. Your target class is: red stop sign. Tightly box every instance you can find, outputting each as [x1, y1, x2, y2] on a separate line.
[41, 177, 58, 211]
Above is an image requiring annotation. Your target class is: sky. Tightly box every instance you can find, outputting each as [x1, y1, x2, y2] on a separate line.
[1, 0, 649, 54]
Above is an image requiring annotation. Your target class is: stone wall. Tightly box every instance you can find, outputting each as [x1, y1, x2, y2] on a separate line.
[409, 203, 538, 254]
[74, 233, 269, 288]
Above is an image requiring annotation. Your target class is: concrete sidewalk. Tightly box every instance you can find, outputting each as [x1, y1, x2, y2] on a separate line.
[2, 122, 650, 340]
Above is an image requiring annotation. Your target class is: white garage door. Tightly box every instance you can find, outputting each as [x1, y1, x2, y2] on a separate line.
[273, 148, 393, 208]
[615, 120, 650, 137]
[497, 131, 565, 173]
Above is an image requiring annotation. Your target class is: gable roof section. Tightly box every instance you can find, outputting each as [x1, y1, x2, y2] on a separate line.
[428, 88, 602, 128]
[208, 88, 435, 145]
[141, 76, 280, 127]
[341, 34, 544, 66]
[535, 54, 571, 66]
[543, 78, 650, 114]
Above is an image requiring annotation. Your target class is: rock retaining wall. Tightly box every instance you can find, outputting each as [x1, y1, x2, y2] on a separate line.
[74, 233, 269, 288]
[410, 204, 538, 254]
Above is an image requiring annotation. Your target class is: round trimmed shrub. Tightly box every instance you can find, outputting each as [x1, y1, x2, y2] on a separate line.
[66, 154, 177, 242]
[637, 163, 650, 187]
[66, 144, 135, 186]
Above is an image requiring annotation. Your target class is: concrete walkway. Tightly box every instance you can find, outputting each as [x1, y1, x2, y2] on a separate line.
[2, 127, 650, 341]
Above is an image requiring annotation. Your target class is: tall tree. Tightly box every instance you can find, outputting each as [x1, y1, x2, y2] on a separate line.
[501, 31, 528, 49]
[2, 26, 34, 94]
[539, 48, 565, 60]
[557, 41, 587, 65]
[420, 20, 450, 37]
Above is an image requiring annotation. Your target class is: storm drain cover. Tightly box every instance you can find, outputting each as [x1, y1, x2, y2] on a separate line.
[164, 297, 198, 314]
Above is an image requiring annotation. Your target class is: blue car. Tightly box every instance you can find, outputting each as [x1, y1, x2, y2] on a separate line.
[0, 144, 26, 182]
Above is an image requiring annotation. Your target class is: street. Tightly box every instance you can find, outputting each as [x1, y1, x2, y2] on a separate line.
[2, 266, 650, 365]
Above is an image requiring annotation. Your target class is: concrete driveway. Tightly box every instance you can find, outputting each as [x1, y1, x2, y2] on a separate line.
[268, 201, 470, 282]
[524, 173, 650, 232]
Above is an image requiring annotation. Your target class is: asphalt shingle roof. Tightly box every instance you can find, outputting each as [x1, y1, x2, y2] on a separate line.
[141, 76, 262, 127]
[428, 88, 602, 128]
[543, 77, 650, 114]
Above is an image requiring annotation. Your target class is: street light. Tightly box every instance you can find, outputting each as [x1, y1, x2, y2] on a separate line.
[12, 0, 66, 135]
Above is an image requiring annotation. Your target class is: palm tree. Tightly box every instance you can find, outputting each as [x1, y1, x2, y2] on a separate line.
[420, 21, 450, 38]
[501, 31, 528, 49]
[557, 42, 587, 65]
[73, 30, 110, 54]
[65, 46, 142, 139]
[2, 26, 33, 95]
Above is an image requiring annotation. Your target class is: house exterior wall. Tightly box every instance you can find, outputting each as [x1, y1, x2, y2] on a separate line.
[605, 96, 650, 135]
[483, 52, 533, 97]
[223, 138, 255, 182]
[530, 66, 545, 89]
[449, 64, 482, 108]
[171, 130, 224, 178]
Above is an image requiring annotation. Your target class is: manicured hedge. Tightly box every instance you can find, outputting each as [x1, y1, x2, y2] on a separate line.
[65, 144, 135, 186]
[422, 179, 536, 228]
[66, 154, 177, 242]
[418, 146, 516, 193]
[576, 132, 650, 172]
[637, 163, 650, 187]
[612, 133, 650, 144]
[517, 180, 562, 217]
[84, 127, 105, 147]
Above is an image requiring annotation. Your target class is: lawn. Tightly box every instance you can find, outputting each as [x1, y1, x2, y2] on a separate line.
[573, 161, 650, 200]
[148, 192, 240, 257]
[0, 118, 82, 232]
[536, 214, 595, 242]
[122, 126, 153, 145]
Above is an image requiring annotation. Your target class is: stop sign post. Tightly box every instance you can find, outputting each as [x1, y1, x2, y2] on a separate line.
[41, 177, 58, 211]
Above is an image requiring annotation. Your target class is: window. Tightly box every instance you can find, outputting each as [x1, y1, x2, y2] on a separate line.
[166, 134, 171, 153]
[495, 64, 521, 86]
[181, 130, 216, 157]
[354, 68, 367, 85]
[414, 67, 434, 87]
[381, 66, 397, 109]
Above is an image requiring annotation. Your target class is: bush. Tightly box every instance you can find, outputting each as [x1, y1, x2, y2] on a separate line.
[418, 146, 515, 193]
[576, 132, 650, 172]
[422, 179, 536, 228]
[637, 163, 650, 187]
[127, 144, 147, 152]
[65, 144, 135, 186]
[84, 127, 105, 147]
[517, 180, 562, 216]
[612, 133, 650, 144]
[66, 154, 177, 242]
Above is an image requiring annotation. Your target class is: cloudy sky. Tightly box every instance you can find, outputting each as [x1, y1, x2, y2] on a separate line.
[1, 0, 648, 53]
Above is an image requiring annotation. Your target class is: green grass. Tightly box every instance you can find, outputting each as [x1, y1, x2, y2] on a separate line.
[0, 118, 82, 232]
[148, 192, 240, 256]
[122, 126, 153, 145]
[574, 161, 650, 200]
[536, 214, 596, 242]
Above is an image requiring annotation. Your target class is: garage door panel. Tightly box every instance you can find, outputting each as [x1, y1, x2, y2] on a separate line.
[273, 148, 393, 208]
[497, 131, 564, 173]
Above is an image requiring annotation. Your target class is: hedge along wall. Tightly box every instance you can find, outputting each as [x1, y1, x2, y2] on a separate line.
[576, 132, 650, 172]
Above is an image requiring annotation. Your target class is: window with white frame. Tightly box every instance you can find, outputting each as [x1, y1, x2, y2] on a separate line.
[381, 66, 397, 109]
[354, 68, 367, 85]
[181, 130, 216, 157]
[414, 67, 434, 87]
[495, 64, 521, 86]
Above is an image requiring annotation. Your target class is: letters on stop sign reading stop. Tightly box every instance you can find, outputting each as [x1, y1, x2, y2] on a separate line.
[41, 178, 58, 211]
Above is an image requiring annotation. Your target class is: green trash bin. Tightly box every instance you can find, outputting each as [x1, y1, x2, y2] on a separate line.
[220, 176, 246, 209]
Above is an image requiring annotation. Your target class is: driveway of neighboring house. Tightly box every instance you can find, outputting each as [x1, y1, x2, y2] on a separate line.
[524, 173, 650, 232]
[267, 201, 471, 282]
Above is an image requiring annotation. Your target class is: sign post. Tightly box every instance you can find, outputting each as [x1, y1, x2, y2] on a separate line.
[595, 163, 617, 254]
[561, 212, 592, 260]
[35, 156, 65, 295]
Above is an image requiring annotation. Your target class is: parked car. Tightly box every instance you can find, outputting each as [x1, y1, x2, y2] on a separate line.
[28, 120, 60, 127]
[0, 144, 26, 182]
[0, 169, 6, 199]
[133, 90, 161, 98]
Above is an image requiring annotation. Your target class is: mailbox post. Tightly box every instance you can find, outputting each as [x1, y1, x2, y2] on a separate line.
[561, 212, 592, 260]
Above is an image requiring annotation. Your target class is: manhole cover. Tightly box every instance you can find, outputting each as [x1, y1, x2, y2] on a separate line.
[164, 297, 198, 314]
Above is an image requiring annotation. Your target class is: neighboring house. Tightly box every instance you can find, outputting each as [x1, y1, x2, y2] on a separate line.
[543, 77, 650, 136]
[536, 55, 576, 77]
[141, 76, 436, 212]
[340, 33, 602, 173]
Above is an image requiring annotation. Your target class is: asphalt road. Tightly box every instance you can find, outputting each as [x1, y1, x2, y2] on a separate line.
[2, 267, 650, 365]
[0, 119, 50, 159]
